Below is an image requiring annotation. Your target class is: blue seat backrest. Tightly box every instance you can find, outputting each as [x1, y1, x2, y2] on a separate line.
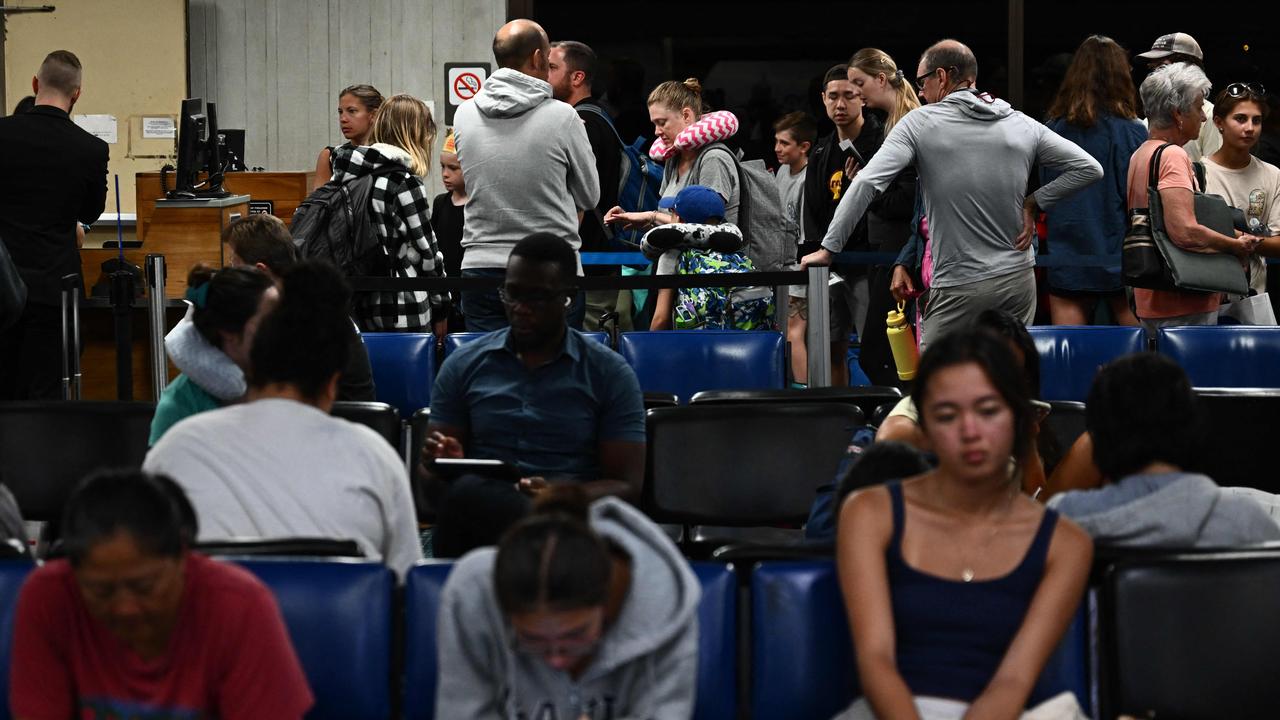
[1158, 326, 1280, 387]
[751, 560, 1088, 717]
[690, 562, 738, 720]
[402, 562, 453, 720]
[403, 560, 736, 720]
[0, 561, 35, 720]
[751, 561, 858, 718]
[1028, 326, 1146, 401]
[362, 333, 436, 418]
[618, 331, 786, 404]
[444, 331, 610, 357]
[234, 559, 394, 720]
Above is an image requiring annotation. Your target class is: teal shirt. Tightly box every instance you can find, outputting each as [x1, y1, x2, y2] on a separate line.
[149, 373, 222, 446]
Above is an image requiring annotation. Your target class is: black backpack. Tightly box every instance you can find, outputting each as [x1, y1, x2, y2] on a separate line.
[290, 167, 398, 276]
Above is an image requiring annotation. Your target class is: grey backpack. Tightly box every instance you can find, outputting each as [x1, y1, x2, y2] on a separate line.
[694, 142, 789, 272]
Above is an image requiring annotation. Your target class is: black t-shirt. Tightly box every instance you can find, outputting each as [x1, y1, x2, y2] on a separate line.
[575, 97, 623, 276]
[431, 192, 465, 281]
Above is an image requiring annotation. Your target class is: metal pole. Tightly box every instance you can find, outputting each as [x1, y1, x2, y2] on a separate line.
[1007, 0, 1025, 109]
[70, 283, 81, 400]
[806, 266, 832, 387]
[146, 254, 169, 400]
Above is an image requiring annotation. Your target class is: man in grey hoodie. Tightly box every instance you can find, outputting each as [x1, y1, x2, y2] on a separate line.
[453, 19, 601, 332]
[1048, 353, 1280, 548]
[435, 495, 700, 719]
[801, 39, 1103, 346]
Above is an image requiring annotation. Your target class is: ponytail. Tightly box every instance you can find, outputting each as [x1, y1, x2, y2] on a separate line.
[849, 48, 921, 134]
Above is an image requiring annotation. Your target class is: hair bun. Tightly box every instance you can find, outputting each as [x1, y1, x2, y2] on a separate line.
[682, 77, 703, 96]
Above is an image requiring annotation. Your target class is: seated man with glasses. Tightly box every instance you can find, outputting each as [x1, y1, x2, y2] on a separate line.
[420, 232, 645, 557]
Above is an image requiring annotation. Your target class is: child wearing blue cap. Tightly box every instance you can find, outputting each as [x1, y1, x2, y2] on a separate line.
[639, 185, 773, 330]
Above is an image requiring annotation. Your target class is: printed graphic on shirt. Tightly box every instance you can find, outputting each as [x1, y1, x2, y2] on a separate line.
[513, 696, 627, 720]
[1248, 188, 1267, 224]
[81, 697, 204, 720]
[828, 170, 845, 201]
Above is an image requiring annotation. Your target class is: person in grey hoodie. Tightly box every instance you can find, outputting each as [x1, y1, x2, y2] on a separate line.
[452, 19, 601, 332]
[1048, 353, 1280, 547]
[435, 488, 700, 719]
[801, 39, 1103, 346]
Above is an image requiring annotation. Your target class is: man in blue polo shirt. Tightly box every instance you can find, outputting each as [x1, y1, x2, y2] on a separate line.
[420, 232, 645, 557]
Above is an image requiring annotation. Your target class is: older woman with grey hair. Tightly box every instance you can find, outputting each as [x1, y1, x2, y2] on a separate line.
[1126, 62, 1262, 333]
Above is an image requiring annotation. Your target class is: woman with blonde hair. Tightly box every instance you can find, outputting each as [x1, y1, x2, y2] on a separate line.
[313, 83, 384, 189]
[845, 49, 921, 385]
[848, 48, 921, 134]
[329, 93, 448, 335]
[604, 77, 749, 329]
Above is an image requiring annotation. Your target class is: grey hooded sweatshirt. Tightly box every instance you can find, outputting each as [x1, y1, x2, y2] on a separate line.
[1048, 471, 1280, 548]
[434, 497, 701, 720]
[820, 89, 1102, 289]
[452, 68, 600, 271]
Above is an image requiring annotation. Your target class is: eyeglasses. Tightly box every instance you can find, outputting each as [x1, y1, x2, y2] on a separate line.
[915, 67, 941, 91]
[511, 633, 601, 658]
[915, 66, 957, 91]
[1225, 82, 1267, 99]
[497, 286, 570, 309]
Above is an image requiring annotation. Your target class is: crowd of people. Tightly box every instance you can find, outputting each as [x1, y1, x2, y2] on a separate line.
[1, 20, 1279, 720]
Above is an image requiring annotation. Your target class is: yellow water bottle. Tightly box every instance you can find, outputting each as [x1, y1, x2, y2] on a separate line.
[885, 301, 918, 381]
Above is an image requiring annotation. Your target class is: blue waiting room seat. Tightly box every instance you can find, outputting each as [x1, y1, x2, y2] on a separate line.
[1157, 325, 1280, 388]
[750, 560, 1088, 718]
[234, 558, 394, 720]
[618, 330, 786, 404]
[401, 560, 737, 720]
[362, 332, 436, 418]
[1028, 326, 1146, 402]
[443, 330, 610, 357]
[0, 560, 35, 720]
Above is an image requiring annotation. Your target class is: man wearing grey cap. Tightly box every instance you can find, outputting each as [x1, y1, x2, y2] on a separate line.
[1136, 32, 1222, 161]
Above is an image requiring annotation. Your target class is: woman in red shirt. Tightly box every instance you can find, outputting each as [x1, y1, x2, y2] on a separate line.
[9, 470, 313, 719]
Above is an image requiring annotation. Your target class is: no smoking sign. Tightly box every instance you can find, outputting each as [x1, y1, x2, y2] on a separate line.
[444, 62, 491, 125]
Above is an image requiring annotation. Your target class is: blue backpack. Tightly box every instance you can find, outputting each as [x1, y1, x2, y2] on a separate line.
[578, 103, 663, 250]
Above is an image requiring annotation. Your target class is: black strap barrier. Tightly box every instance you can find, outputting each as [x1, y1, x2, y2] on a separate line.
[347, 271, 808, 292]
[577, 251, 1132, 268]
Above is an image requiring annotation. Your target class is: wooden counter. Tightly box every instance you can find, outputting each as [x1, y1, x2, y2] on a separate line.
[135, 170, 313, 240]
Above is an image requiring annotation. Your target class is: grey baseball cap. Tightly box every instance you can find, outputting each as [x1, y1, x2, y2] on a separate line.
[1136, 32, 1204, 62]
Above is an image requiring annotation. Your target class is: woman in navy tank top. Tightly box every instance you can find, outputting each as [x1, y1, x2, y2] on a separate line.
[836, 329, 1093, 719]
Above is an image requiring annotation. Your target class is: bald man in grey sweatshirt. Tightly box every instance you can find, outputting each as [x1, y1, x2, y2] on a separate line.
[453, 20, 600, 331]
[802, 39, 1102, 346]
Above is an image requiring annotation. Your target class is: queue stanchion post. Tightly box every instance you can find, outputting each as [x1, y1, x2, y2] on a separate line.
[146, 254, 169, 400]
[806, 265, 831, 387]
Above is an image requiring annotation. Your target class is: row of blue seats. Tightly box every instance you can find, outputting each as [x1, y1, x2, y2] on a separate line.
[364, 330, 787, 414]
[367, 326, 1280, 418]
[0, 557, 1085, 720]
[1030, 325, 1280, 402]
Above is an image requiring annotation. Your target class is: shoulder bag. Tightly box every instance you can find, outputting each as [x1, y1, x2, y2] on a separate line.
[1122, 143, 1248, 295]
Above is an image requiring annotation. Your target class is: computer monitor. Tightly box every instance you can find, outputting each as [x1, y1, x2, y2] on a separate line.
[167, 97, 230, 199]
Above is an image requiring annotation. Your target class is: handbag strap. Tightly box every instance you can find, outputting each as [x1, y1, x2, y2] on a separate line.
[1147, 142, 1173, 192]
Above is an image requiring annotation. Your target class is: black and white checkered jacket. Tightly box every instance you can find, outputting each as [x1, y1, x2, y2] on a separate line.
[330, 143, 446, 331]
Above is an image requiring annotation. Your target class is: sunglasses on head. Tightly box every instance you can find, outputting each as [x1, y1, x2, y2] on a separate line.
[1225, 82, 1266, 99]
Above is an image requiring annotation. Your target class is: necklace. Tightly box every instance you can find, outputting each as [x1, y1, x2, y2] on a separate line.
[953, 485, 1019, 583]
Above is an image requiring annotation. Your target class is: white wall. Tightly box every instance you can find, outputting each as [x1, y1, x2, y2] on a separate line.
[189, 0, 505, 193]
